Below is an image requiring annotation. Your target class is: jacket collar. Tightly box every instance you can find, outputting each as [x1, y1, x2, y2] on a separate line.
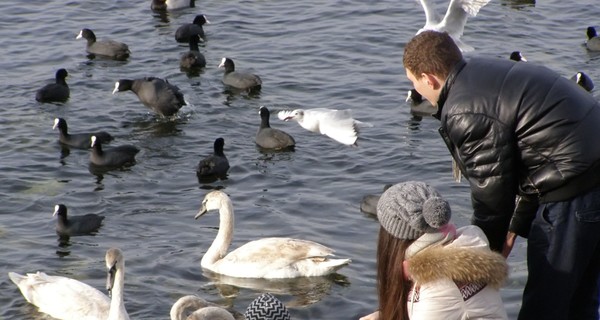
[433, 59, 467, 120]
[407, 239, 508, 289]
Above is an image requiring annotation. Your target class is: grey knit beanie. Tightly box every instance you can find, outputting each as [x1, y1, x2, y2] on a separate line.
[376, 181, 451, 240]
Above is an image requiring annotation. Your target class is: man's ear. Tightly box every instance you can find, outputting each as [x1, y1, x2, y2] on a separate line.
[422, 73, 442, 90]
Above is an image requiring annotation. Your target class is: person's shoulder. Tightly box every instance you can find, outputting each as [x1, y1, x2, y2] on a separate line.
[453, 225, 491, 248]
[464, 57, 516, 72]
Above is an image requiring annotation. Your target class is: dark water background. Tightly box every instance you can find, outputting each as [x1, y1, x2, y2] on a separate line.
[1, 0, 600, 319]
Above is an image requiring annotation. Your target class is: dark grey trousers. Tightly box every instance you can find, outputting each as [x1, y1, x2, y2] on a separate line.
[519, 186, 600, 320]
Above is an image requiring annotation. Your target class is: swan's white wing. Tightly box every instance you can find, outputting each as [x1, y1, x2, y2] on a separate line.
[216, 237, 337, 277]
[226, 238, 335, 264]
[9, 272, 110, 320]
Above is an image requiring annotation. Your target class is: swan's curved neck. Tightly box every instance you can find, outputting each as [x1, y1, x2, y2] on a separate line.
[108, 263, 129, 320]
[170, 296, 210, 320]
[201, 200, 234, 269]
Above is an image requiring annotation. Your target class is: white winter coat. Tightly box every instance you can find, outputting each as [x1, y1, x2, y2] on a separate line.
[406, 226, 508, 320]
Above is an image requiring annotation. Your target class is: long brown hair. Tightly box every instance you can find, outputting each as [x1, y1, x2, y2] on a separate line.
[377, 226, 414, 320]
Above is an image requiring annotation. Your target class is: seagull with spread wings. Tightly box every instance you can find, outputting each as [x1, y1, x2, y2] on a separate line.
[416, 0, 491, 52]
[278, 108, 371, 146]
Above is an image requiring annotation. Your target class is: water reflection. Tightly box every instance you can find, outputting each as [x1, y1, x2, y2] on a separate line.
[56, 235, 71, 257]
[406, 116, 425, 131]
[59, 145, 70, 160]
[125, 116, 186, 137]
[222, 88, 262, 106]
[88, 163, 136, 178]
[152, 10, 170, 24]
[55, 234, 103, 258]
[202, 270, 350, 307]
[500, 0, 535, 9]
[256, 147, 295, 157]
[181, 66, 206, 78]
[198, 184, 226, 191]
[222, 87, 262, 97]
[81, 55, 130, 66]
[254, 150, 295, 174]
[197, 173, 228, 185]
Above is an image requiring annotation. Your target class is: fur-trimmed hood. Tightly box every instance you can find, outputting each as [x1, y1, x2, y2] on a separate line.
[407, 228, 508, 289]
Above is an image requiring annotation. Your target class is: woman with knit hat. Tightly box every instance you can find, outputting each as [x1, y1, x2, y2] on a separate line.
[360, 181, 508, 320]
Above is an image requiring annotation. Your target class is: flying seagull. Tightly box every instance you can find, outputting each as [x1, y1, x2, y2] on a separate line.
[277, 108, 371, 146]
[416, 0, 491, 52]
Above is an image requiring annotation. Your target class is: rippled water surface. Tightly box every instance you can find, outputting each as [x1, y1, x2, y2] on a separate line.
[2, 0, 600, 319]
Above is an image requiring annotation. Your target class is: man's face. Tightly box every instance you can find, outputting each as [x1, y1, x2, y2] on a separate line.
[406, 69, 439, 106]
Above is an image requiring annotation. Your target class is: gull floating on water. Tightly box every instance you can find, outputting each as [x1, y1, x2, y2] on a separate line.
[416, 0, 491, 52]
[277, 108, 371, 146]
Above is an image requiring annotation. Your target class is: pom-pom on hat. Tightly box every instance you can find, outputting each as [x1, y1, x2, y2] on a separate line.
[376, 181, 451, 240]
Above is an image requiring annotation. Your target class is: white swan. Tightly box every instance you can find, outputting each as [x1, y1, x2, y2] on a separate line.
[170, 295, 242, 320]
[416, 0, 490, 52]
[105, 248, 130, 320]
[277, 108, 371, 146]
[8, 248, 130, 320]
[8, 272, 109, 320]
[195, 190, 351, 278]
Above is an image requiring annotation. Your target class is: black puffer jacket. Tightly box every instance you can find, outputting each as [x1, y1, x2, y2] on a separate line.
[435, 58, 600, 251]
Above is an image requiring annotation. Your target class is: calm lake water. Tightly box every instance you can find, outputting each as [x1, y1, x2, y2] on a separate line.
[2, 0, 600, 319]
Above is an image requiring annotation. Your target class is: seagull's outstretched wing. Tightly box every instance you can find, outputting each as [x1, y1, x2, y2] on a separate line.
[417, 0, 443, 32]
[278, 108, 369, 146]
[417, 0, 490, 52]
[277, 109, 294, 121]
[308, 109, 359, 146]
[441, 0, 490, 38]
